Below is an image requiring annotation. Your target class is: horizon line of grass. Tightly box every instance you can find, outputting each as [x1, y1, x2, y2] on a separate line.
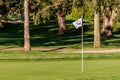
[0, 50, 120, 61]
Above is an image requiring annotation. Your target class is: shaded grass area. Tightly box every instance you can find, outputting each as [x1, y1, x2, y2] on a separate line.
[0, 19, 120, 49]
[0, 60, 120, 80]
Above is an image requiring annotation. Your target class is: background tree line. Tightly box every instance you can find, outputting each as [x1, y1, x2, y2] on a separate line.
[0, 0, 120, 51]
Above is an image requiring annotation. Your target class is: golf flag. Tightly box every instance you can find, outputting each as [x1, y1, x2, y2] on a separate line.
[73, 18, 82, 29]
[73, 17, 84, 73]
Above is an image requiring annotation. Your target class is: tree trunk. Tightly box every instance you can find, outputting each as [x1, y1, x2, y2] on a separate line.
[33, 11, 38, 25]
[102, 8, 118, 36]
[94, 0, 101, 48]
[24, 0, 31, 51]
[56, 8, 67, 34]
[102, 14, 113, 36]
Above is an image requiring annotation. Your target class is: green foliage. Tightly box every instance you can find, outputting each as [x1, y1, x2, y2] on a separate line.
[0, 1, 8, 17]
[0, 1, 4, 6]
[67, 7, 82, 19]
[84, 0, 94, 18]
[0, 0, 24, 20]
[68, 0, 94, 19]
[30, 0, 55, 25]
[113, 23, 120, 33]
[0, 22, 3, 28]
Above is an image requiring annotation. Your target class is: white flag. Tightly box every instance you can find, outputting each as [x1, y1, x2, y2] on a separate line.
[73, 18, 82, 29]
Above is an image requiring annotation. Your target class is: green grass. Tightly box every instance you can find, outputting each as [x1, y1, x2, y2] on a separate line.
[0, 50, 120, 61]
[81, 60, 120, 80]
[0, 50, 80, 61]
[1, 61, 81, 80]
[0, 60, 120, 80]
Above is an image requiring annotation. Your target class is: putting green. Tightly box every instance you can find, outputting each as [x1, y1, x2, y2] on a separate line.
[0, 60, 120, 80]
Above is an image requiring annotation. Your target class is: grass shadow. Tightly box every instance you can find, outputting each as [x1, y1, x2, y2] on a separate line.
[0, 19, 120, 48]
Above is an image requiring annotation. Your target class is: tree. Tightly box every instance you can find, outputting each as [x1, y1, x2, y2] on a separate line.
[100, 0, 119, 36]
[53, 0, 72, 34]
[94, 0, 101, 48]
[56, 3, 67, 34]
[29, 0, 54, 25]
[52, 0, 67, 34]
[0, 0, 24, 20]
[29, 0, 42, 25]
[24, 0, 31, 51]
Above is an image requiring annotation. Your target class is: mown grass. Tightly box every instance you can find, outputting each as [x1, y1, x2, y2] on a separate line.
[0, 60, 82, 80]
[0, 50, 120, 61]
[0, 60, 120, 80]
[0, 50, 80, 61]
[80, 60, 120, 80]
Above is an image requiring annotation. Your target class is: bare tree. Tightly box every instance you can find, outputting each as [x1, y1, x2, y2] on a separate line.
[99, 0, 120, 36]
[94, 0, 101, 48]
[101, 6, 118, 36]
[24, 0, 31, 51]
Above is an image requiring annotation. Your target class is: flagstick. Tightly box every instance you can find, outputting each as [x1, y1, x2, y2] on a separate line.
[81, 16, 84, 73]
[72, 13, 84, 73]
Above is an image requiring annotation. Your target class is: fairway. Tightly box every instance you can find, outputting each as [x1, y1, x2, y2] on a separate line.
[1, 0, 120, 80]
[0, 60, 120, 80]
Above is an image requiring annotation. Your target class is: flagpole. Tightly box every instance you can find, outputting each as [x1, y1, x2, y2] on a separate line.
[81, 4, 84, 73]
[72, 8, 84, 73]
[81, 15, 84, 73]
